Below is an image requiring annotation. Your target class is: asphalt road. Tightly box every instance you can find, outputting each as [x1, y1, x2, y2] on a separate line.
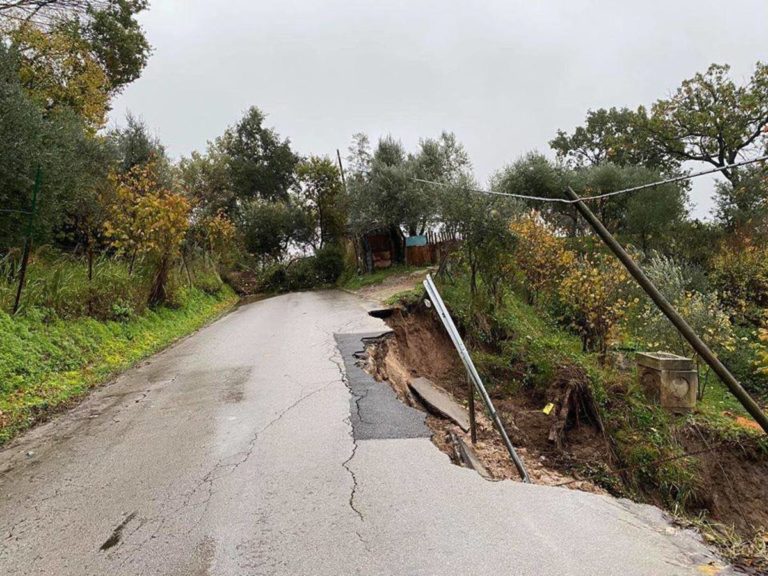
[0, 291, 730, 575]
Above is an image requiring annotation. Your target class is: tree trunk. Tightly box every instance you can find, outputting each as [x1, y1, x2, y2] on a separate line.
[149, 255, 170, 306]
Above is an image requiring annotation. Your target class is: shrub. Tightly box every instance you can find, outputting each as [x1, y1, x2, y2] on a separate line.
[711, 237, 768, 323]
[103, 162, 190, 306]
[629, 253, 736, 396]
[509, 211, 575, 304]
[558, 252, 632, 355]
[757, 320, 768, 384]
[314, 244, 346, 284]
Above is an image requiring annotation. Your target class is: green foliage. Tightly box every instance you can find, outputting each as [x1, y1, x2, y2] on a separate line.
[648, 62, 768, 184]
[220, 106, 299, 204]
[347, 132, 471, 237]
[313, 244, 345, 284]
[257, 246, 346, 294]
[550, 107, 678, 172]
[492, 154, 687, 245]
[0, 249, 226, 320]
[0, 285, 237, 444]
[628, 253, 736, 395]
[240, 198, 313, 262]
[0, 0, 150, 96]
[179, 143, 235, 216]
[0, 43, 115, 252]
[440, 183, 520, 301]
[711, 236, 768, 322]
[106, 112, 168, 175]
[714, 164, 768, 230]
[295, 156, 347, 247]
[83, 0, 152, 92]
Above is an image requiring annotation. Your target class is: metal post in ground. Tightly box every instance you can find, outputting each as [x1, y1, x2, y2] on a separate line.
[13, 168, 41, 315]
[424, 275, 530, 482]
[564, 186, 768, 434]
[467, 369, 477, 444]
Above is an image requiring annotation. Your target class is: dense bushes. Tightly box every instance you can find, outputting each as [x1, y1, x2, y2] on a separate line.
[256, 244, 346, 293]
[0, 248, 227, 320]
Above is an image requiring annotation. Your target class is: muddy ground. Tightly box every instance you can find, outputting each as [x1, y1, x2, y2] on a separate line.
[363, 306, 768, 544]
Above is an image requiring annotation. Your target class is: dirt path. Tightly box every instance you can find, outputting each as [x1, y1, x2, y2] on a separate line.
[353, 268, 433, 305]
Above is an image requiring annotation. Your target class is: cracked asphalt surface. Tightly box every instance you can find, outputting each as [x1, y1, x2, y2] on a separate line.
[0, 291, 731, 575]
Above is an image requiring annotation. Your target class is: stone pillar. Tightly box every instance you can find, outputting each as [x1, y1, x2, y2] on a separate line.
[636, 352, 698, 412]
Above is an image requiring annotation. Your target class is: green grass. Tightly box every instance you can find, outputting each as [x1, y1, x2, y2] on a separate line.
[0, 286, 238, 445]
[340, 265, 429, 291]
[422, 276, 708, 506]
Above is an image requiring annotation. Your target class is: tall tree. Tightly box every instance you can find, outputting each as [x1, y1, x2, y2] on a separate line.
[551, 107, 677, 172]
[82, 0, 151, 92]
[0, 42, 112, 251]
[219, 106, 299, 204]
[647, 62, 768, 184]
[10, 22, 111, 129]
[179, 142, 235, 217]
[4, 1, 150, 129]
[346, 132, 472, 238]
[106, 112, 168, 174]
[295, 156, 346, 248]
[714, 163, 768, 231]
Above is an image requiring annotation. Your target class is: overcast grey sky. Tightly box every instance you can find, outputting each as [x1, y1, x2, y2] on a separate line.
[110, 0, 768, 219]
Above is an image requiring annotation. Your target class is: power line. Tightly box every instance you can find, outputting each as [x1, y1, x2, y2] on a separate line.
[413, 154, 768, 204]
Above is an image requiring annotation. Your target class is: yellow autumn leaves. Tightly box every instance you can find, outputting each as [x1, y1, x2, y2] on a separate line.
[759, 325, 768, 375]
[510, 212, 632, 354]
[103, 163, 191, 264]
[10, 23, 110, 131]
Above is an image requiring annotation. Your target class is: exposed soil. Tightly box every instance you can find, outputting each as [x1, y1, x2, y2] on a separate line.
[364, 305, 768, 549]
[365, 307, 612, 493]
[680, 427, 768, 535]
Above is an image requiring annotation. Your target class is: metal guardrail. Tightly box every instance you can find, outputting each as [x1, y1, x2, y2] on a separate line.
[423, 274, 530, 482]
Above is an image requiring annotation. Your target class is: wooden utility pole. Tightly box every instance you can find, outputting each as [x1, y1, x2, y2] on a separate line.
[565, 186, 768, 434]
[336, 149, 347, 189]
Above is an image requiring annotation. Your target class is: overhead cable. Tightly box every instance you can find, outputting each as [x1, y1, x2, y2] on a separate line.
[413, 153, 768, 204]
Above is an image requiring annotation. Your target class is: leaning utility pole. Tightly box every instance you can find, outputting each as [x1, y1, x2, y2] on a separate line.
[336, 149, 347, 189]
[565, 186, 768, 434]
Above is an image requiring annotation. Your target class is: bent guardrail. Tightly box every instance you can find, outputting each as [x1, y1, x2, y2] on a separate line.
[423, 274, 530, 482]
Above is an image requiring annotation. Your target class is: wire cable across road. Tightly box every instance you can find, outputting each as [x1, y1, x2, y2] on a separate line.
[413, 153, 768, 204]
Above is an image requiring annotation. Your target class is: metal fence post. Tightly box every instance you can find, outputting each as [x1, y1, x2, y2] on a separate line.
[13, 168, 41, 315]
[467, 369, 477, 444]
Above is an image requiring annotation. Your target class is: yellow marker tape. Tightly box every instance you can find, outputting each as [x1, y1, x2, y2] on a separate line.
[542, 403, 555, 416]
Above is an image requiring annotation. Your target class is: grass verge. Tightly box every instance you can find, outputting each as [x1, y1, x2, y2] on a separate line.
[0, 286, 238, 445]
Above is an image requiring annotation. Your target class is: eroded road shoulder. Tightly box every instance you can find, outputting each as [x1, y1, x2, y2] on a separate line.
[0, 291, 731, 575]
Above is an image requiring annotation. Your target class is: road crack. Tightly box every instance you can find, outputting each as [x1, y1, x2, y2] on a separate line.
[331, 339, 366, 527]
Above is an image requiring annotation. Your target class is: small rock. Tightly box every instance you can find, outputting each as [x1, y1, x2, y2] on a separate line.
[26, 451, 34, 458]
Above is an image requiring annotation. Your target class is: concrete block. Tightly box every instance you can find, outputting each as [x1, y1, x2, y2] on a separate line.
[636, 352, 698, 412]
